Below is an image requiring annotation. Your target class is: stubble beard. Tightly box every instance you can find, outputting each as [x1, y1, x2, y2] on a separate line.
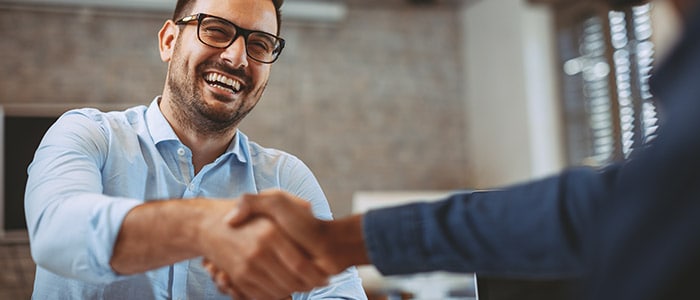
[165, 51, 268, 138]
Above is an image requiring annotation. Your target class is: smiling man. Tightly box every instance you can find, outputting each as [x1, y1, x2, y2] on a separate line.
[24, 0, 366, 299]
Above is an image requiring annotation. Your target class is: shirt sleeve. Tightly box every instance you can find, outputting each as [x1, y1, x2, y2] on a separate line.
[276, 154, 335, 220]
[362, 166, 618, 279]
[24, 111, 141, 283]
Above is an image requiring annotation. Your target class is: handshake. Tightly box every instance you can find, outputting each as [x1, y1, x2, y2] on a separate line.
[200, 190, 369, 299]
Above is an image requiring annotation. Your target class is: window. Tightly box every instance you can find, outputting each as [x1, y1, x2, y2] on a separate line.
[553, 2, 658, 167]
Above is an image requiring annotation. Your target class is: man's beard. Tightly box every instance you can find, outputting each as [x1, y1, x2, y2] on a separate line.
[165, 53, 267, 137]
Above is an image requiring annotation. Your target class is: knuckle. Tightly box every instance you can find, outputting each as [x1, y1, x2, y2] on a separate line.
[230, 266, 249, 280]
[246, 245, 265, 260]
[257, 222, 279, 241]
[290, 257, 309, 271]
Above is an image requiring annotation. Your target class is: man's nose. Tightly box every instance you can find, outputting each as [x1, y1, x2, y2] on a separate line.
[220, 36, 249, 68]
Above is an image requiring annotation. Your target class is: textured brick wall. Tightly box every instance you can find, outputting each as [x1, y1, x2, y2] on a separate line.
[0, 6, 166, 106]
[0, 3, 469, 217]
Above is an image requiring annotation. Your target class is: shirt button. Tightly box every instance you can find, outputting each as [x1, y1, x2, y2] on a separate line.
[177, 148, 186, 156]
[188, 184, 195, 190]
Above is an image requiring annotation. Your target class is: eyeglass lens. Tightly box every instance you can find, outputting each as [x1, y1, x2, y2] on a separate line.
[199, 16, 280, 63]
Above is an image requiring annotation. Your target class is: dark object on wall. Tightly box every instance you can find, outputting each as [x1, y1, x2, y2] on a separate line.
[3, 116, 57, 232]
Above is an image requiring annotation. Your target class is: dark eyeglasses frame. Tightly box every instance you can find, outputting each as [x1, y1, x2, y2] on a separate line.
[175, 13, 286, 64]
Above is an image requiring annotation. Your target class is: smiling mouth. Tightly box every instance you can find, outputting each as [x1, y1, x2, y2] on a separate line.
[204, 72, 243, 94]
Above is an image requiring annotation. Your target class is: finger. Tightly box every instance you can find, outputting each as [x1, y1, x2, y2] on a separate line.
[234, 264, 291, 299]
[216, 272, 244, 300]
[204, 263, 233, 296]
[248, 235, 320, 294]
[224, 192, 292, 226]
[202, 258, 215, 271]
[238, 218, 325, 294]
[222, 275, 246, 300]
[239, 191, 336, 273]
[241, 190, 311, 220]
[204, 257, 263, 299]
[203, 262, 216, 277]
[214, 271, 230, 294]
[235, 192, 317, 239]
[229, 220, 308, 298]
[271, 230, 330, 289]
[224, 202, 249, 227]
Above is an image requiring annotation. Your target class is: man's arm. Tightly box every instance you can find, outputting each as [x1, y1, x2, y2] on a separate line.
[25, 112, 327, 299]
[225, 166, 614, 279]
[109, 198, 329, 299]
[109, 198, 216, 274]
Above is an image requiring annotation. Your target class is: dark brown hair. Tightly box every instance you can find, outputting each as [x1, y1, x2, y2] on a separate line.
[172, 0, 284, 35]
[606, 0, 649, 9]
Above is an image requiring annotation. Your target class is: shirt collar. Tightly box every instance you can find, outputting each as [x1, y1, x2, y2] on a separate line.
[145, 96, 249, 164]
[228, 129, 249, 164]
[146, 97, 178, 144]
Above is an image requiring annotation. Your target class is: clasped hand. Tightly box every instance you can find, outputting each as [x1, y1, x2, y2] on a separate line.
[201, 190, 348, 299]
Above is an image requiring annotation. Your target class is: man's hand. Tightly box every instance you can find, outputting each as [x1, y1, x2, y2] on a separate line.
[110, 198, 328, 300]
[204, 190, 370, 296]
[196, 200, 330, 299]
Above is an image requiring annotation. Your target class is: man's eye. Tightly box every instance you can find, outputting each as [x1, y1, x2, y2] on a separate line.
[202, 26, 231, 41]
[249, 41, 271, 52]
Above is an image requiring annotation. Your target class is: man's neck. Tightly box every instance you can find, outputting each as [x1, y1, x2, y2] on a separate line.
[185, 132, 236, 174]
[158, 96, 237, 174]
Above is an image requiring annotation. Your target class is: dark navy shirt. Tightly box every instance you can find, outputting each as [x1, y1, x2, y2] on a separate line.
[363, 4, 700, 300]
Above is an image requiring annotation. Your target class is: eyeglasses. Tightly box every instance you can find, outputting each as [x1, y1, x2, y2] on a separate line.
[175, 13, 286, 64]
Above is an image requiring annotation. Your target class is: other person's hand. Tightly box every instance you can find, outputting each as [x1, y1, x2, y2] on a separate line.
[197, 199, 329, 299]
[203, 190, 369, 297]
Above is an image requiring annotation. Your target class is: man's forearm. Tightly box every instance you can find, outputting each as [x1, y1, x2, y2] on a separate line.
[323, 215, 371, 272]
[111, 197, 329, 299]
[110, 198, 233, 274]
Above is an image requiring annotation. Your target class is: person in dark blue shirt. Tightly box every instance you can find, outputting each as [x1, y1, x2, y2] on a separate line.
[208, 0, 700, 299]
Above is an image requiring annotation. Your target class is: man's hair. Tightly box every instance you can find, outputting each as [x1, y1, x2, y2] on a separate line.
[172, 0, 284, 35]
[607, 0, 649, 9]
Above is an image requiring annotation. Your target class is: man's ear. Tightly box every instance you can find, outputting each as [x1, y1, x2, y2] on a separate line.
[158, 20, 178, 62]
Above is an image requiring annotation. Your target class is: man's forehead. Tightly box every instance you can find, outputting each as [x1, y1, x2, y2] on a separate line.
[189, 0, 277, 31]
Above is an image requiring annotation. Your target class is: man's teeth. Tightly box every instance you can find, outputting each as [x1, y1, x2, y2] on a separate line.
[206, 73, 241, 92]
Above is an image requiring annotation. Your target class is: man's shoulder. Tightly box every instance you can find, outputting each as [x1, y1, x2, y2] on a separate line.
[240, 137, 306, 169]
[246, 140, 296, 160]
[61, 105, 148, 127]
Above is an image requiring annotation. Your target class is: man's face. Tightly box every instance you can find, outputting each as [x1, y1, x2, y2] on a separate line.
[164, 0, 278, 135]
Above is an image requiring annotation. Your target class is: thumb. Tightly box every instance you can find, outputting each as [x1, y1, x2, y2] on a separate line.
[224, 195, 255, 226]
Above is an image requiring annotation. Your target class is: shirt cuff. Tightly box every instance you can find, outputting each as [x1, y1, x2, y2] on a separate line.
[362, 202, 430, 275]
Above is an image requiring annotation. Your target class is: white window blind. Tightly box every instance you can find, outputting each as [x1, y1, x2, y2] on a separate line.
[557, 3, 658, 167]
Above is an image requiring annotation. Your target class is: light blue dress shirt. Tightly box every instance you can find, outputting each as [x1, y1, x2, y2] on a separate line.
[25, 98, 366, 300]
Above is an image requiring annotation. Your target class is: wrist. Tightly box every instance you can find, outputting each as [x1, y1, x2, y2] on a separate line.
[192, 199, 237, 256]
[321, 214, 370, 272]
